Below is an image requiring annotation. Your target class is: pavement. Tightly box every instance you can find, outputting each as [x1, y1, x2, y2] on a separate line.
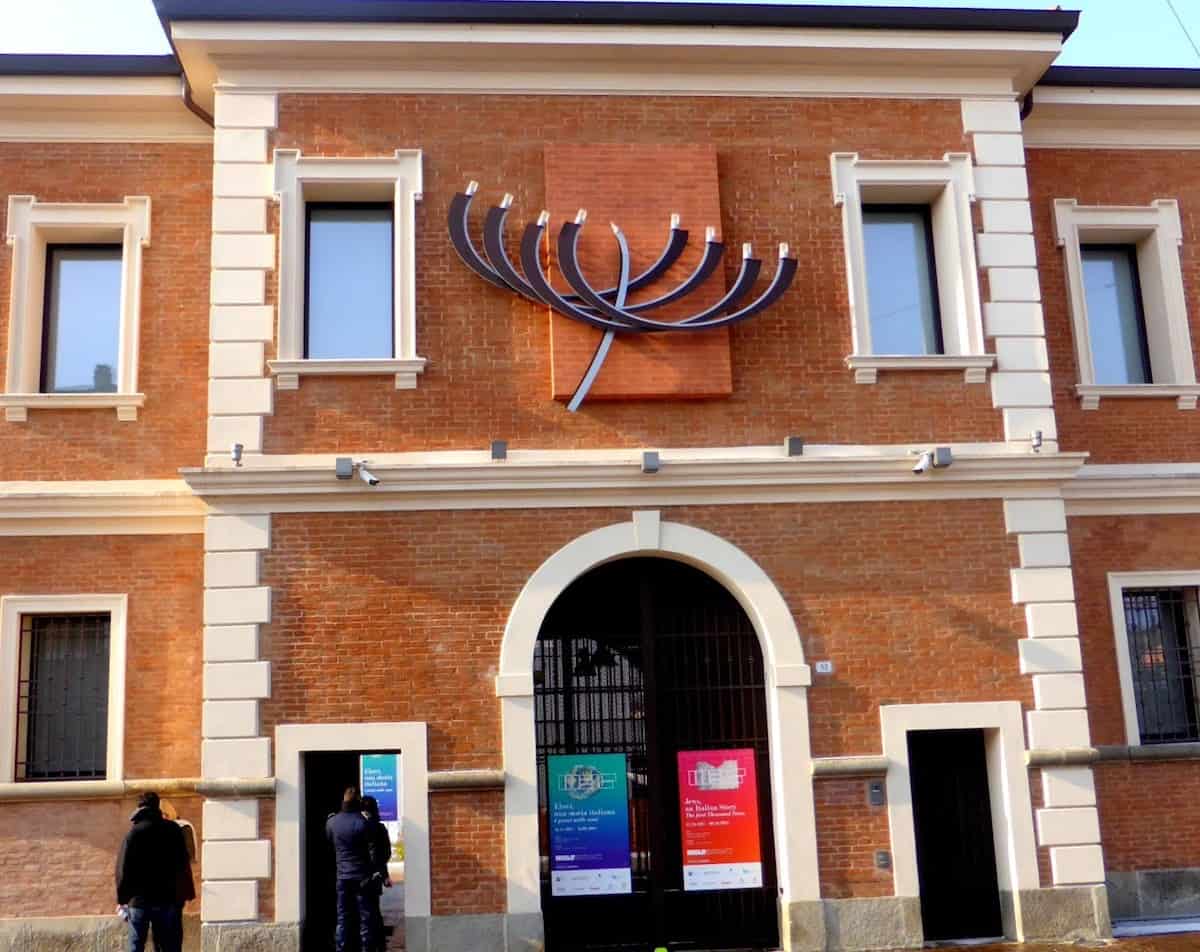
[896, 936, 1200, 952]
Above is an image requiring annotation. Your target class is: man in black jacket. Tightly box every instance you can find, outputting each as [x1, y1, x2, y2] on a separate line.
[360, 796, 393, 952]
[326, 787, 376, 952]
[115, 791, 195, 952]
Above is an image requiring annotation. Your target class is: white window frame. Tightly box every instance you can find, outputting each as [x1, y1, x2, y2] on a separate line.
[831, 152, 992, 384]
[1107, 571, 1200, 746]
[0, 594, 127, 785]
[3, 195, 150, 422]
[1054, 199, 1199, 410]
[269, 149, 426, 391]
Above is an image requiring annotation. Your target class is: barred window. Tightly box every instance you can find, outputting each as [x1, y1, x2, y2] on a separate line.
[1122, 588, 1200, 744]
[16, 613, 110, 780]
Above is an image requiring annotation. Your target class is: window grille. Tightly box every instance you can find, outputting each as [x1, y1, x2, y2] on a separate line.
[15, 613, 110, 780]
[1122, 588, 1200, 744]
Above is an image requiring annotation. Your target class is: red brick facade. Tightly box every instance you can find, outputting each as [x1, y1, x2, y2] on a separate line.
[2, 10, 1199, 949]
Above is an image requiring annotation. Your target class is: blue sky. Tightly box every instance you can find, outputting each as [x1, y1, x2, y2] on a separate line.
[0, 0, 1197, 68]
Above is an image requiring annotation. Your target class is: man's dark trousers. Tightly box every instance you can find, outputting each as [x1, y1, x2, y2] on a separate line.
[126, 903, 181, 952]
[335, 878, 375, 952]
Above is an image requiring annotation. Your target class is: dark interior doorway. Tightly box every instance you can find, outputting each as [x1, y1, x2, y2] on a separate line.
[908, 729, 1004, 942]
[534, 557, 779, 952]
[302, 749, 400, 951]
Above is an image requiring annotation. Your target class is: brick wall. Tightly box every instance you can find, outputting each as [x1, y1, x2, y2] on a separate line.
[0, 533, 204, 778]
[1068, 513, 1200, 872]
[1027, 148, 1200, 464]
[260, 499, 1029, 912]
[0, 794, 201, 918]
[0, 142, 213, 480]
[429, 790, 506, 917]
[813, 778, 892, 898]
[1065, 516, 1200, 873]
[264, 94, 1004, 454]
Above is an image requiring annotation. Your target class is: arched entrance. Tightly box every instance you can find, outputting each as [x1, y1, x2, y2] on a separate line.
[495, 514, 820, 950]
[535, 558, 778, 950]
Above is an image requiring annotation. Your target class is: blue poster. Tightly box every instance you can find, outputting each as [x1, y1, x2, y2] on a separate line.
[360, 753, 400, 822]
[547, 753, 632, 897]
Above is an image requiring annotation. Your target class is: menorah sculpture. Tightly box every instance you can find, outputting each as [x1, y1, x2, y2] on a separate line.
[448, 182, 798, 411]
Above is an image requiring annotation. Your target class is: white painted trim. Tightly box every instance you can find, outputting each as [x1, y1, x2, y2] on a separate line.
[496, 515, 819, 913]
[1105, 571, 1200, 746]
[272, 150, 425, 375]
[171, 22, 1063, 114]
[0, 112, 211, 144]
[0, 594, 127, 784]
[273, 722, 430, 922]
[0, 479, 205, 534]
[845, 353, 995, 384]
[1053, 199, 1194, 394]
[1026, 86, 1200, 150]
[831, 152, 985, 360]
[4, 195, 151, 406]
[0, 392, 145, 422]
[880, 702, 1039, 906]
[183, 446, 1086, 514]
[267, 357, 426, 391]
[1076, 384, 1200, 411]
[1065, 463, 1200, 515]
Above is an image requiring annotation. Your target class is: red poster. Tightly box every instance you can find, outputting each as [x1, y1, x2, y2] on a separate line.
[676, 748, 763, 891]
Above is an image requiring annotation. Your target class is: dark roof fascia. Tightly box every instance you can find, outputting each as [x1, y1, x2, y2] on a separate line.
[152, 1, 1079, 40]
[0, 54, 181, 78]
[1041, 66, 1200, 90]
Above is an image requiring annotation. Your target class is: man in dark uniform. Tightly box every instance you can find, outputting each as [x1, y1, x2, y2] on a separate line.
[325, 787, 376, 952]
[360, 796, 393, 952]
[115, 791, 195, 952]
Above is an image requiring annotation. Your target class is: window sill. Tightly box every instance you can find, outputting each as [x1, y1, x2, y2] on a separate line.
[0, 393, 144, 422]
[267, 358, 427, 391]
[1076, 384, 1200, 411]
[846, 354, 996, 384]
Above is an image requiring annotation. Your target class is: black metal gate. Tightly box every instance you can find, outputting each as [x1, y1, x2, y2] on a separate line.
[534, 558, 779, 951]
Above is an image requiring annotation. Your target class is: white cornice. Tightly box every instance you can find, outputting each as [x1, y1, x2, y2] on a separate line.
[1026, 85, 1200, 150]
[183, 445, 1086, 513]
[171, 22, 1062, 112]
[0, 479, 206, 535]
[0, 76, 211, 143]
[1064, 464, 1200, 516]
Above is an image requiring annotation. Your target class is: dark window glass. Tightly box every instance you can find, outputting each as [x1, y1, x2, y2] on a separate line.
[41, 245, 122, 393]
[1082, 245, 1152, 385]
[305, 204, 393, 359]
[1122, 588, 1200, 744]
[862, 205, 943, 355]
[16, 613, 110, 781]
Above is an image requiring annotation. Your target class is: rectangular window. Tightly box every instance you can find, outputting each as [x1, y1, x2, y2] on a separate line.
[40, 245, 122, 394]
[1121, 588, 1200, 744]
[862, 205, 943, 356]
[304, 203, 394, 360]
[1082, 244, 1152, 385]
[15, 613, 110, 780]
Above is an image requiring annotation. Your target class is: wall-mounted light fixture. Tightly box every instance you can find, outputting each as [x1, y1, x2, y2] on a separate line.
[230, 443, 244, 467]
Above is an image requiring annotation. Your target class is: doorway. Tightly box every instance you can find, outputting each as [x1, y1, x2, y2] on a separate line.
[533, 558, 779, 951]
[907, 729, 1003, 942]
[302, 749, 402, 951]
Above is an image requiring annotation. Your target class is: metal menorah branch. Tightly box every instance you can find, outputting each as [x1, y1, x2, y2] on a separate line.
[448, 181, 798, 411]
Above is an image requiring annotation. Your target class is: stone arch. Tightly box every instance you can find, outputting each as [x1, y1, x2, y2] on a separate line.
[495, 511, 820, 926]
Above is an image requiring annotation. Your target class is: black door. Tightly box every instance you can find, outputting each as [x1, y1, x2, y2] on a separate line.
[534, 558, 778, 951]
[303, 751, 360, 951]
[907, 729, 1003, 942]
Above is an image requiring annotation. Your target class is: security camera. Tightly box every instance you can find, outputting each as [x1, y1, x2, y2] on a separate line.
[357, 465, 380, 487]
[911, 447, 953, 474]
[230, 443, 243, 467]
